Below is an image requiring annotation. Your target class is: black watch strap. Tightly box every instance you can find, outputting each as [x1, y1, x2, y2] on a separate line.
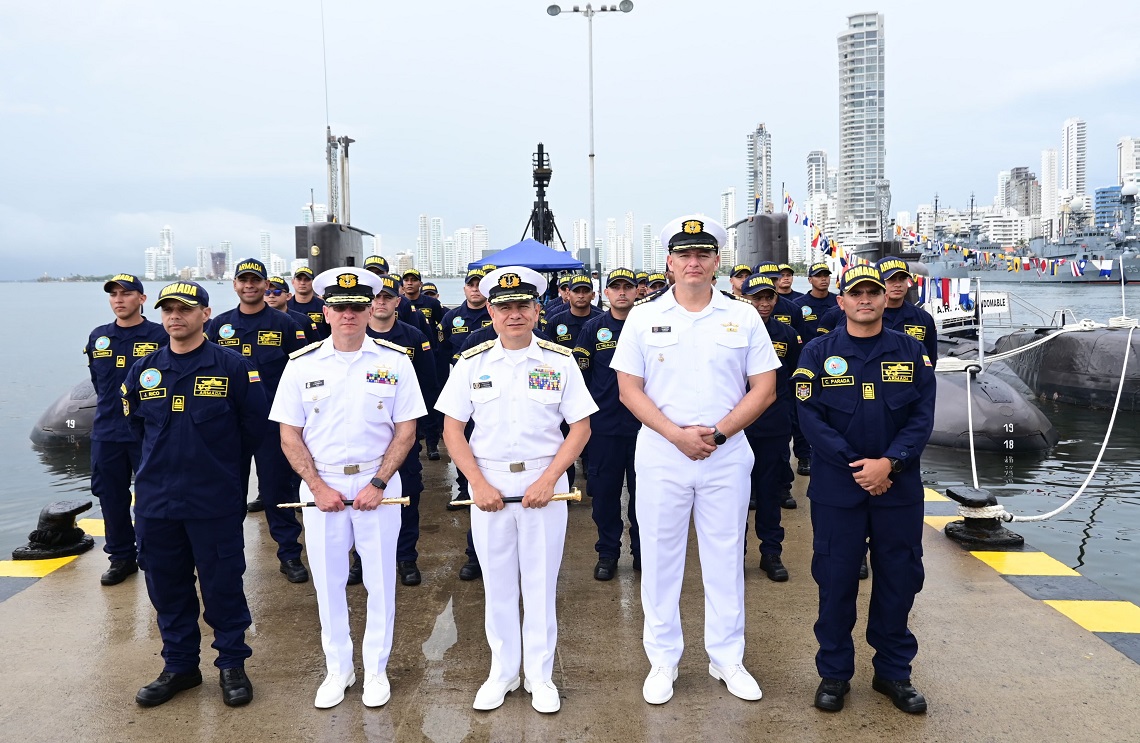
[712, 427, 728, 445]
[370, 477, 387, 490]
[888, 458, 903, 473]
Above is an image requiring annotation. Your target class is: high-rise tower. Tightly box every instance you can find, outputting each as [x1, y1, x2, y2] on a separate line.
[837, 13, 886, 235]
[1061, 117, 1087, 202]
[746, 124, 772, 214]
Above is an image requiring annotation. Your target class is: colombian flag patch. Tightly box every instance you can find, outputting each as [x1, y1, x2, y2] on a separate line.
[248, 370, 261, 382]
[421, 341, 432, 352]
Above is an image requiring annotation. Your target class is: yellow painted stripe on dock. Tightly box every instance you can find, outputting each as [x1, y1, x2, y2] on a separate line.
[0, 556, 79, 578]
[924, 515, 958, 530]
[924, 488, 950, 501]
[1044, 601, 1140, 633]
[970, 551, 1079, 576]
[77, 518, 105, 537]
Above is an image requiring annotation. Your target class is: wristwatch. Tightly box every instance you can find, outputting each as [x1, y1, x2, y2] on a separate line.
[370, 477, 388, 490]
[712, 427, 728, 446]
[887, 458, 903, 473]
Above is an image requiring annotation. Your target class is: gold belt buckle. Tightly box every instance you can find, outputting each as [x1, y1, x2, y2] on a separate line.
[509, 462, 526, 473]
[343, 464, 360, 475]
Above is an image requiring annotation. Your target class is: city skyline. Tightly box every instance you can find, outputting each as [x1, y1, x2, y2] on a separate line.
[7, 2, 1139, 278]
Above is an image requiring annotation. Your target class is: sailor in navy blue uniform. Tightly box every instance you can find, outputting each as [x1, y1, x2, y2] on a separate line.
[791, 262, 838, 477]
[266, 275, 321, 344]
[289, 266, 331, 340]
[572, 267, 641, 581]
[544, 274, 571, 317]
[634, 270, 650, 299]
[792, 264, 935, 714]
[85, 273, 168, 586]
[775, 263, 803, 300]
[728, 263, 752, 296]
[646, 272, 668, 293]
[546, 274, 602, 350]
[395, 268, 445, 458]
[877, 256, 939, 361]
[740, 276, 800, 581]
[364, 274, 439, 587]
[208, 258, 309, 583]
[754, 262, 808, 338]
[123, 281, 266, 708]
[363, 255, 390, 276]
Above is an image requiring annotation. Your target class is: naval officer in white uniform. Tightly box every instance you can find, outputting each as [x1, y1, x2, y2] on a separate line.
[271, 267, 426, 709]
[436, 266, 597, 714]
[611, 216, 781, 705]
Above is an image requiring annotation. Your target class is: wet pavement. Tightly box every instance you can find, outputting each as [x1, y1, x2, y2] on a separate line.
[3, 453, 1140, 742]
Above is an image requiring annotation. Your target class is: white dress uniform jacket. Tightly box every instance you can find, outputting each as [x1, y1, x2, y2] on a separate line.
[610, 287, 781, 669]
[270, 338, 426, 678]
[435, 336, 598, 687]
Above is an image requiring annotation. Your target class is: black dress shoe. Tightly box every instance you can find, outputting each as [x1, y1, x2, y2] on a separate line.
[593, 558, 618, 581]
[136, 669, 203, 707]
[427, 443, 441, 461]
[347, 552, 363, 585]
[759, 554, 789, 582]
[397, 560, 422, 586]
[219, 667, 253, 707]
[632, 554, 641, 572]
[459, 559, 482, 581]
[859, 555, 869, 580]
[781, 491, 797, 509]
[246, 499, 264, 512]
[872, 675, 927, 713]
[814, 678, 850, 711]
[797, 458, 812, 476]
[101, 559, 138, 586]
[280, 559, 310, 583]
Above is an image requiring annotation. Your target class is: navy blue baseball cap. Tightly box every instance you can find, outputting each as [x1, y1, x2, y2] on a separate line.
[742, 276, 778, 296]
[808, 262, 831, 277]
[568, 274, 593, 290]
[104, 273, 144, 293]
[422, 282, 439, 295]
[155, 281, 210, 308]
[753, 262, 782, 278]
[376, 275, 400, 297]
[234, 258, 268, 279]
[876, 256, 913, 280]
[838, 264, 886, 294]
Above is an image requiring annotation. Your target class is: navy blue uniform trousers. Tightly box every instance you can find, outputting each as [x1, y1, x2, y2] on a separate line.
[397, 440, 425, 563]
[91, 439, 141, 562]
[587, 434, 639, 560]
[242, 423, 302, 562]
[810, 499, 925, 682]
[136, 513, 252, 671]
[747, 434, 789, 556]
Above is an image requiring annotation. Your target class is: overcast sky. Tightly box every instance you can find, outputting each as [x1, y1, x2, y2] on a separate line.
[2, 0, 1138, 279]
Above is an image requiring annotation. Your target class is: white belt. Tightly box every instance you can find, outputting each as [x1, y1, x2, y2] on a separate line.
[313, 456, 383, 475]
[476, 456, 554, 473]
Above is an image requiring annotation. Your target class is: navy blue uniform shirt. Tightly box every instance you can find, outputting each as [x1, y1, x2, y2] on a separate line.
[817, 302, 938, 360]
[399, 294, 443, 349]
[123, 342, 268, 520]
[744, 316, 801, 438]
[86, 319, 168, 442]
[207, 304, 307, 398]
[288, 295, 330, 340]
[771, 294, 807, 338]
[546, 306, 603, 350]
[440, 303, 492, 364]
[366, 320, 439, 404]
[285, 308, 321, 345]
[572, 311, 641, 437]
[792, 327, 935, 507]
[793, 291, 838, 339]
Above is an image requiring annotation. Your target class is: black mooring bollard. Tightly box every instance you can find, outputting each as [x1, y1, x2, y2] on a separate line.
[943, 486, 1025, 548]
[11, 500, 95, 560]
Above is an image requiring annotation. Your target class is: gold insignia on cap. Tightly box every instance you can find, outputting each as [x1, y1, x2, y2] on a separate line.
[338, 273, 358, 289]
[682, 219, 704, 234]
[499, 273, 521, 289]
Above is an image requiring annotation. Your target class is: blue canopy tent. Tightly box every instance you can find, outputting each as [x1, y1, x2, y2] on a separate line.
[467, 239, 584, 272]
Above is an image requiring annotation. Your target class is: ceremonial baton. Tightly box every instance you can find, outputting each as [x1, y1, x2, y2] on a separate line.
[447, 487, 582, 508]
[277, 497, 410, 508]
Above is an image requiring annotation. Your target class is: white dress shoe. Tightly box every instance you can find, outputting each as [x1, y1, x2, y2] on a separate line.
[362, 672, 390, 708]
[314, 670, 356, 709]
[523, 678, 561, 714]
[642, 666, 678, 705]
[473, 677, 520, 711]
[709, 663, 762, 701]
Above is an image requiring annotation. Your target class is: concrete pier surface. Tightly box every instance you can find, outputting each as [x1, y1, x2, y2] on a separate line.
[2, 456, 1140, 743]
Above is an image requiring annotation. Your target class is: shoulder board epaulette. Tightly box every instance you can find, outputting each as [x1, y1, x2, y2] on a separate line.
[288, 340, 323, 359]
[721, 290, 751, 303]
[461, 339, 496, 359]
[373, 338, 408, 354]
[537, 338, 573, 356]
[634, 289, 667, 306]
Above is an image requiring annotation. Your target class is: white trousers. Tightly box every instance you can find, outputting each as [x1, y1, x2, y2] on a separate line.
[635, 431, 754, 668]
[301, 470, 402, 676]
[469, 468, 568, 685]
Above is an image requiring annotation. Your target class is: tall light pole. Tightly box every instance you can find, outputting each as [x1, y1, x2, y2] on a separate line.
[547, 2, 634, 279]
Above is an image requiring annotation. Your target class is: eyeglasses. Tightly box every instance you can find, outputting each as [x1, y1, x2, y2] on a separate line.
[330, 304, 370, 313]
[264, 289, 285, 296]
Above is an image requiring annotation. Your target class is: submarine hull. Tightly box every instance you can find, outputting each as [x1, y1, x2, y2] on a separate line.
[931, 371, 1059, 451]
[993, 328, 1140, 411]
[30, 379, 95, 448]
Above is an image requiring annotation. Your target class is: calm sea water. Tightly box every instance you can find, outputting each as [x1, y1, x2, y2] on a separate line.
[4, 278, 1140, 603]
